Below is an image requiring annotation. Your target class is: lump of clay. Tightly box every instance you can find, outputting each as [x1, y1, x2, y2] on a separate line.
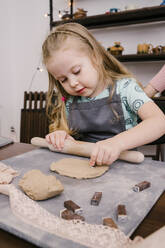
[19, 169, 64, 200]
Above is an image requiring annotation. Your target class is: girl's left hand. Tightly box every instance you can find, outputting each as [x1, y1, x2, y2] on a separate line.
[89, 140, 121, 166]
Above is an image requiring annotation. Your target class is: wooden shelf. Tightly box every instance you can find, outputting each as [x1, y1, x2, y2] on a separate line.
[50, 4, 165, 63]
[114, 53, 165, 62]
[51, 5, 165, 29]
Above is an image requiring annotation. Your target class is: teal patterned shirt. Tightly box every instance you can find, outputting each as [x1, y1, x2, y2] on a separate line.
[65, 78, 152, 130]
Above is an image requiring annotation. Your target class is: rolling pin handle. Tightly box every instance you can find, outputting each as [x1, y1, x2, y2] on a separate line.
[31, 137, 49, 148]
[119, 150, 144, 163]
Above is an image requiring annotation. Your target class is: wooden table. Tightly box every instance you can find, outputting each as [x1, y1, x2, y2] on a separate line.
[0, 142, 165, 247]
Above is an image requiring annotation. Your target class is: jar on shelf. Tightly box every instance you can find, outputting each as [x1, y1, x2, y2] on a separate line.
[61, 11, 72, 20]
[107, 42, 124, 55]
[137, 43, 153, 54]
[73, 8, 87, 19]
[161, 45, 165, 53]
[152, 45, 162, 55]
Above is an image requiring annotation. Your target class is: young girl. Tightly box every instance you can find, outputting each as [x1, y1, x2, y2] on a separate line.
[144, 65, 165, 97]
[42, 23, 165, 166]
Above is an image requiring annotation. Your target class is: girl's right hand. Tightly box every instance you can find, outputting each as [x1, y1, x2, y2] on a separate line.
[45, 130, 74, 151]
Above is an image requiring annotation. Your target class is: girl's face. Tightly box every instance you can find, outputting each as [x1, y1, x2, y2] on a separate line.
[46, 46, 105, 98]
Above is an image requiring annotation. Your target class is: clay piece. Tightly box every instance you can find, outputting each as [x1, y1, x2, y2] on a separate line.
[64, 200, 83, 215]
[50, 158, 109, 179]
[133, 181, 151, 192]
[91, 192, 102, 206]
[117, 205, 127, 222]
[19, 169, 64, 200]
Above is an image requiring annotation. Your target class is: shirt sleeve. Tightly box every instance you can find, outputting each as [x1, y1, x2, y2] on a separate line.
[117, 78, 153, 114]
[149, 65, 165, 93]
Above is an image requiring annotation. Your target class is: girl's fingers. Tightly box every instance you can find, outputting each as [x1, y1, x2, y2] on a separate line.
[45, 131, 68, 150]
[102, 152, 111, 165]
[55, 131, 67, 150]
[89, 145, 99, 166]
[55, 133, 62, 149]
[59, 134, 67, 150]
[107, 151, 120, 165]
[109, 154, 118, 165]
[95, 149, 105, 166]
[45, 131, 79, 151]
[90, 144, 118, 166]
[50, 134, 57, 148]
[45, 134, 51, 144]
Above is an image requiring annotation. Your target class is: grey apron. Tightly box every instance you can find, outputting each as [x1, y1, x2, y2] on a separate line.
[68, 88, 126, 142]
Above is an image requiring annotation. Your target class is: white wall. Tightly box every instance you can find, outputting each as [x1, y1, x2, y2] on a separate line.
[0, 0, 49, 139]
[0, 0, 164, 140]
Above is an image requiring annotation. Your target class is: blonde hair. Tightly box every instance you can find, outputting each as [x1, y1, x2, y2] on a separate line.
[42, 22, 133, 133]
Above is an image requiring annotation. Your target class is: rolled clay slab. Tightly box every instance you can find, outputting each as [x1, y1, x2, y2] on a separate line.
[19, 169, 64, 200]
[50, 158, 109, 179]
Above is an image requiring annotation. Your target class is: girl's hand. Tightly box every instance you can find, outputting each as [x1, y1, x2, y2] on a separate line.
[89, 139, 121, 166]
[45, 130, 74, 150]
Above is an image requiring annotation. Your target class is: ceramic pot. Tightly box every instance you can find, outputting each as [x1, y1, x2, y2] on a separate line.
[152, 46, 162, 54]
[137, 43, 153, 54]
[73, 8, 87, 19]
[161, 46, 165, 53]
[107, 42, 124, 55]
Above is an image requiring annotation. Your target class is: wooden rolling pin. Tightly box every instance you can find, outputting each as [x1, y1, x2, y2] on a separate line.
[31, 137, 144, 164]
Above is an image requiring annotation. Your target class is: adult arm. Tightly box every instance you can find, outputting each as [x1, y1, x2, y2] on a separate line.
[144, 65, 165, 97]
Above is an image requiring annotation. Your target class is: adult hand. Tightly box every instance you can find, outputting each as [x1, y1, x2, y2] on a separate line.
[45, 130, 74, 150]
